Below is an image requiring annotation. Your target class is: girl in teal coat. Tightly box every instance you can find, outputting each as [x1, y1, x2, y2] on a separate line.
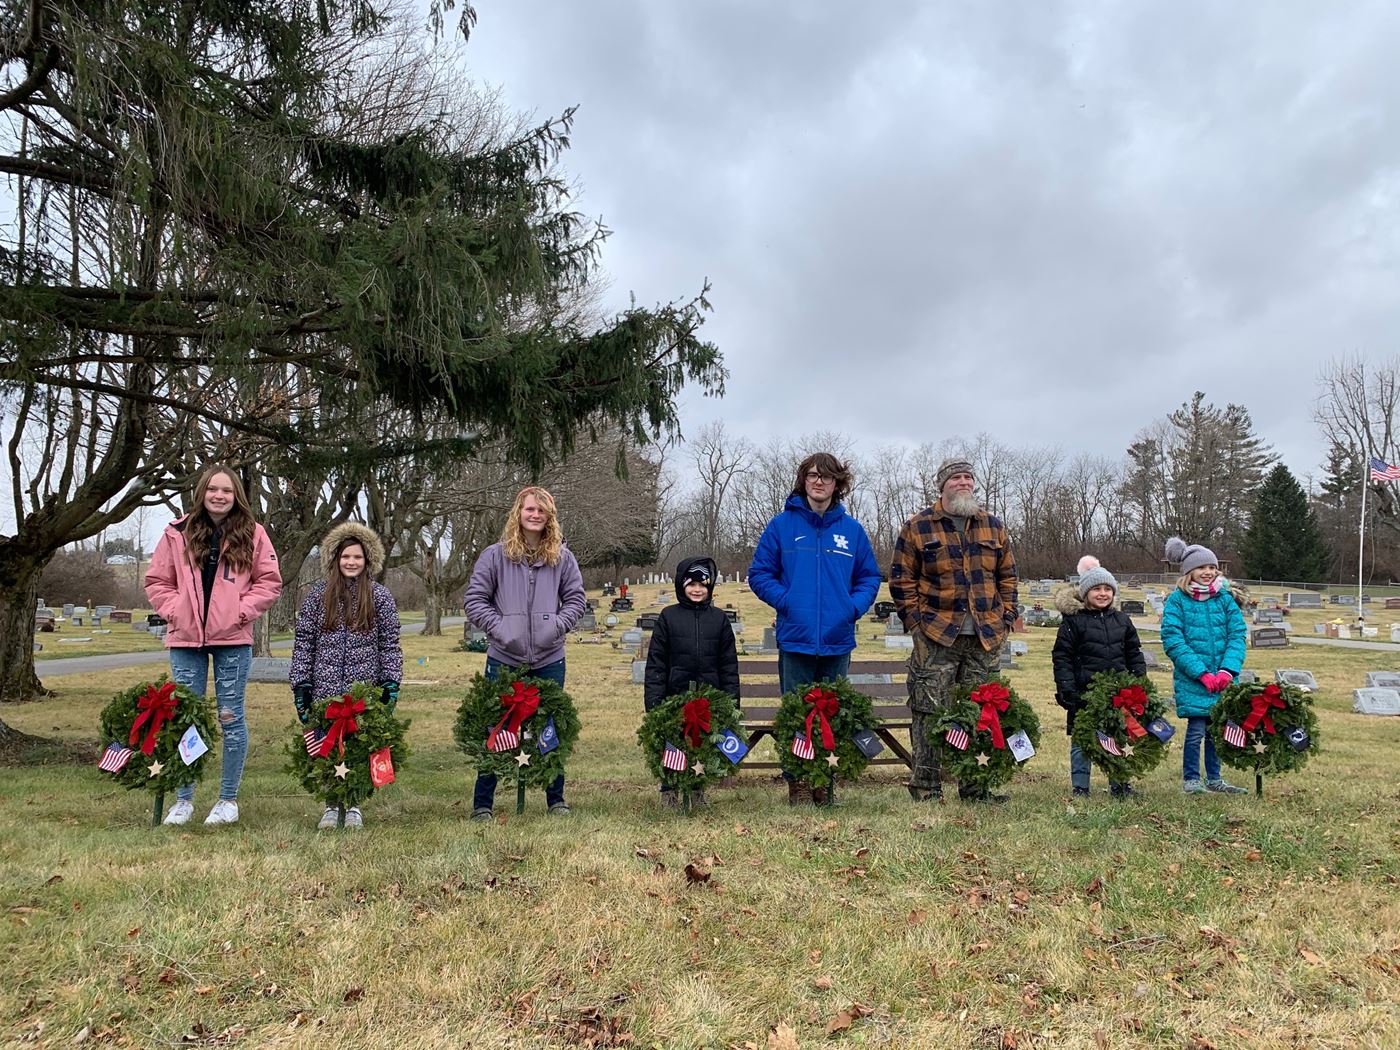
[1159, 538, 1248, 794]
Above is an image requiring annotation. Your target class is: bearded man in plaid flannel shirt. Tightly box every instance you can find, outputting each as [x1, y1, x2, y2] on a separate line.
[889, 459, 1019, 802]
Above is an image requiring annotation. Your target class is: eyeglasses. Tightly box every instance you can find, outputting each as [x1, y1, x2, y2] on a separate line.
[804, 472, 834, 483]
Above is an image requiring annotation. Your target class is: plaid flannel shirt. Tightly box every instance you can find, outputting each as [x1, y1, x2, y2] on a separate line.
[888, 502, 1019, 651]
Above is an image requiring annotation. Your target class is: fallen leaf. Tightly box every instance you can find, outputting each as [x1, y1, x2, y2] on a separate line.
[1299, 947, 1324, 965]
[824, 1010, 853, 1035]
[967, 942, 992, 955]
[126, 926, 140, 938]
[121, 975, 139, 992]
[43, 875, 63, 887]
[854, 847, 869, 859]
[157, 966, 176, 984]
[813, 976, 833, 990]
[194, 985, 215, 996]
[767, 1020, 800, 1050]
[734, 823, 752, 836]
[808, 949, 823, 964]
[684, 863, 711, 886]
[908, 909, 928, 925]
[1084, 876, 1103, 896]
[343, 986, 365, 1003]
[1244, 849, 1262, 862]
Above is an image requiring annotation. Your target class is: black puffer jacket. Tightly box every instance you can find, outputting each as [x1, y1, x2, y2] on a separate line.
[1050, 585, 1146, 734]
[643, 556, 741, 711]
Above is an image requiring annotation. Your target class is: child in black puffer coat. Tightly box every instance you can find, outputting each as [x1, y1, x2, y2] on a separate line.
[1051, 556, 1145, 799]
[643, 556, 740, 806]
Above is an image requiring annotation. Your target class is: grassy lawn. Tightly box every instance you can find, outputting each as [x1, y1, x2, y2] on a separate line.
[3, 584, 1398, 1048]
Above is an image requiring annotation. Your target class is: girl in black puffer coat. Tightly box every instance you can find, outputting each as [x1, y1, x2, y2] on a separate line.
[1051, 556, 1145, 798]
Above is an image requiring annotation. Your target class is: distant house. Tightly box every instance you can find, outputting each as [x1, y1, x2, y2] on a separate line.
[105, 554, 138, 565]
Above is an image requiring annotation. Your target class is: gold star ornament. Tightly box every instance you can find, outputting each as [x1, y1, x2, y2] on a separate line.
[334, 762, 350, 779]
[515, 751, 531, 767]
[975, 753, 990, 767]
[1253, 741, 1268, 754]
[692, 761, 706, 776]
[1123, 744, 1135, 756]
[147, 760, 164, 778]
[825, 753, 840, 768]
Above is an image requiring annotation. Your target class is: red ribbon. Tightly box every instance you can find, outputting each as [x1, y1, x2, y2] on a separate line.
[129, 681, 178, 755]
[1241, 683, 1285, 735]
[972, 681, 1010, 750]
[803, 687, 839, 751]
[681, 696, 711, 749]
[1113, 685, 1149, 738]
[319, 694, 366, 758]
[487, 681, 540, 751]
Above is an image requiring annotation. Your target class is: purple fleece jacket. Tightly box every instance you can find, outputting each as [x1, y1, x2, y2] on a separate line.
[462, 542, 586, 669]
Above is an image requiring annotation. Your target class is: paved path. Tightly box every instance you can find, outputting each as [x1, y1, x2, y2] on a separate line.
[36, 618, 464, 678]
[1135, 620, 1397, 652]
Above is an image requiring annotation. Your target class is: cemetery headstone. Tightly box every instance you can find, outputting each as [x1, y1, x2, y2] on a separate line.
[132, 623, 148, 632]
[585, 597, 599, 609]
[620, 628, 644, 648]
[71, 616, 83, 627]
[1337, 594, 1356, 606]
[723, 608, 739, 623]
[1313, 623, 1327, 634]
[873, 600, 896, 621]
[602, 582, 615, 596]
[1285, 592, 1322, 609]
[761, 627, 778, 652]
[998, 644, 1018, 669]
[247, 657, 293, 683]
[885, 614, 906, 635]
[1236, 669, 1258, 685]
[1120, 599, 1145, 615]
[1352, 688, 1400, 716]
[62, 603, 74, 617]
[1009, 640, 1028, 656]
[109, 610, 132, 623]
[146, 613, 166, 627]
[576, 609, 597, 631]
[1386, 597, 1400, 610]
[1253, 608, 1284, 624]
[635, 614, 661, 631]
[610, 597, 633, 613]
[1142, 649, 1159, 669]
[1275, 669, 1317, 692]
[1392, 624, 1400, 643]
[1328, 594, 1342, 605]
[1365, 671, 1400, 689]
[884, 635, 913, 650]
[631, 660, 646, 685]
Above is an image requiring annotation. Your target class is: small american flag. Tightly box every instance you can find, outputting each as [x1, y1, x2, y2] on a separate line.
[1370, 457, 1400, 482]
[1222, 720, 1247, 748]
[791, 732, 815, 761]
[661, 742, 688, 771]
[1097, 730, 1123, 756]
[303, 727, 326, 757]
[98, 742, 133, 773]
[943, 723, 970, 751]
[487, 728, 519, 753]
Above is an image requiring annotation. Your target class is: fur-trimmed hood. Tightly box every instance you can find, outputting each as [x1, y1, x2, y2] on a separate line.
[1054, 583, 1105, 616]
[320, 522, 386, 576]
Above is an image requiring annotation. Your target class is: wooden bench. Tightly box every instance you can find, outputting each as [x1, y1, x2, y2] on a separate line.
[736, 658, 914, 771]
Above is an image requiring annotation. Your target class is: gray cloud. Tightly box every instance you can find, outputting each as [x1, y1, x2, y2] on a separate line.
[458, 1, 1400, 479]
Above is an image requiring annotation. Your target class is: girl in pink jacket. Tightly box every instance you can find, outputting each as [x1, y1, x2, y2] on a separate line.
[144, 465, 282, 826]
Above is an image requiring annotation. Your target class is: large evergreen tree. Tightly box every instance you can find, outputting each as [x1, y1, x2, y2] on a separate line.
[0, 0, 723, 710]
[1239, 465, 1329, 582]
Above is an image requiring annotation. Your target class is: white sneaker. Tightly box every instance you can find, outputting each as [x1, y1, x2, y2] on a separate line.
[317, 807, 338, 830]
[163, 800, 195, 826]
[345, 807, 363, 829]
[204, 800, 239, 825]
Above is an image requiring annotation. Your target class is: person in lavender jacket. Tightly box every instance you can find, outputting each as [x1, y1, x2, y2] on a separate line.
[463, 486, 586, 820]
[290, 522, 403, 830]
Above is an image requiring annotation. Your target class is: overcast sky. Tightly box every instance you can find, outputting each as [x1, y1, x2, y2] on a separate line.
[451, 2, 1400, 484]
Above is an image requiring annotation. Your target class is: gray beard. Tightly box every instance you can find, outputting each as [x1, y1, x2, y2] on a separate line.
[943, 492, 981, 517]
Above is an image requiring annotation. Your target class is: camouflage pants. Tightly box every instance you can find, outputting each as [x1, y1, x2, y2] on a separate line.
[907, 633, 1001, 794]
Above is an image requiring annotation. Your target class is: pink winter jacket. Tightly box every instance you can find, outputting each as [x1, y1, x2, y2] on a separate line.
[144, 516, 283, 647]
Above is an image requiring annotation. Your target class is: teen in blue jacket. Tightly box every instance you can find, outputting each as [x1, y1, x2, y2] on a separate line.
[748, 452, 882, 695]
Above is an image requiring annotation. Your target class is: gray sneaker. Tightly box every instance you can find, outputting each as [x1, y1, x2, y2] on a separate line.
[548, 802, 572, 816]
[470, 807, 494, 822]
[1206, 778, 1248, 795]
[344, 807, 363, 829]
[316, 807, 338, 830]
[1183, 779, 1207, 794]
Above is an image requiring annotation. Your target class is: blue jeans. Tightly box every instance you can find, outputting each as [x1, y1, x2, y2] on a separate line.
[1183, 716, 1221, 782]
[168, 645, 252, 802]
[776, 651, 851, 781]
[1069, 743, 1127, 793]
[473, 657, 566, 810]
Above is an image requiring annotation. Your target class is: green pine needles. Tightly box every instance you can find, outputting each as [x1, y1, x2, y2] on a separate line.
[771, 679, 880, 789]
[930, 676, 1042, 793]
[1070, 671, 1171, 782]
[1209, 680, 1321, 776]
[636, 685, 744, 793]
[454, 669, 580, 788]
[285, 682, 410, 811]
[98, 676, 219, 796]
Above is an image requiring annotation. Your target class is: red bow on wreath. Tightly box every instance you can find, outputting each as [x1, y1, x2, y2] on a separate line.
[971, 682, 1010, 750]
[129, 681, 178, 755]
[1112, 685, 1150, 739]
[803, 687, 839, 751]
[1241, 683, 1285, 735]
[319, 694, 366, 758]
[681, 696, 711, 749]
[488, 681, 540, 751]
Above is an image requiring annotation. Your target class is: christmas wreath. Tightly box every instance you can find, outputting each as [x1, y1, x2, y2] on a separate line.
[285, 681, 410, 812]
[930, 676, 1042, 793]
[97, 676, 219, 799]
[1208, 679, 1320, 776]
[636, 685, 744, 797]
[1070, 671, 1172, 782]
[453, 669, 580, 789]
[772, 679, 881, 789]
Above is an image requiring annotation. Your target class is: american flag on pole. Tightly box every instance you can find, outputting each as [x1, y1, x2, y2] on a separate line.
[1370, 457, 1400, 482]
[1097, 730, 1123, 756]
[943, 723, 970, 751]
[661, 741, 688, 771]
[98, 742, 133, 773]
[303, 727, 326, 757]
[487, 728, 518, 753]
[790, 732, 815, 760]
[1222, 720, 1247, 748]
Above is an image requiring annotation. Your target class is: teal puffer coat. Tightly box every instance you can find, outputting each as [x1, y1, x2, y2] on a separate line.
[1159, 583, 1247, 718]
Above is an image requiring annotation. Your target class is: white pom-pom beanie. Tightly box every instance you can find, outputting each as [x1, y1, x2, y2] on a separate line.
[1075, 555, 1118, 599]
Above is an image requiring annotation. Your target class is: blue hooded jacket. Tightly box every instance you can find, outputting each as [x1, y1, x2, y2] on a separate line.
[1159, 581, 1247, 718]
[748, 495, 882, 656]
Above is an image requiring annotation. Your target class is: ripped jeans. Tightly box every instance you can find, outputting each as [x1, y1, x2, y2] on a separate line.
[168, 645, 252, 802]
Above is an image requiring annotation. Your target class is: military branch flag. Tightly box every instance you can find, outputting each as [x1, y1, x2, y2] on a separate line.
[662, 742, 688, 771]
[98, 742, 133, 773]
[537, 717, 559, 755]
[1369, 457, 1400, 482]
[1147, 717, 1176, 742]
[1223, 720, 1247, 748]
[851, 728, 884, 758]
[716, 729, 750, 764]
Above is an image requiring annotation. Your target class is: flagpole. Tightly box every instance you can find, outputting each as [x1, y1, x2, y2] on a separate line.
[1357, 457, 1367, 612]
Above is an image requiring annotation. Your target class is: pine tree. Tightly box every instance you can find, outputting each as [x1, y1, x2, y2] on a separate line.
[1240, 465, 1329, 582]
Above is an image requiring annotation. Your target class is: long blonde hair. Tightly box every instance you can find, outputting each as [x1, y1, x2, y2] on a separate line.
[501, 486, 562, 565]
[185, 465, 256, 574]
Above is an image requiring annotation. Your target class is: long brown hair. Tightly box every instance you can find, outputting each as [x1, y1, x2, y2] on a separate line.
[185, 465, 256, 574]
[501, 486, 563, 565]
[321, 537, 375, 633]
